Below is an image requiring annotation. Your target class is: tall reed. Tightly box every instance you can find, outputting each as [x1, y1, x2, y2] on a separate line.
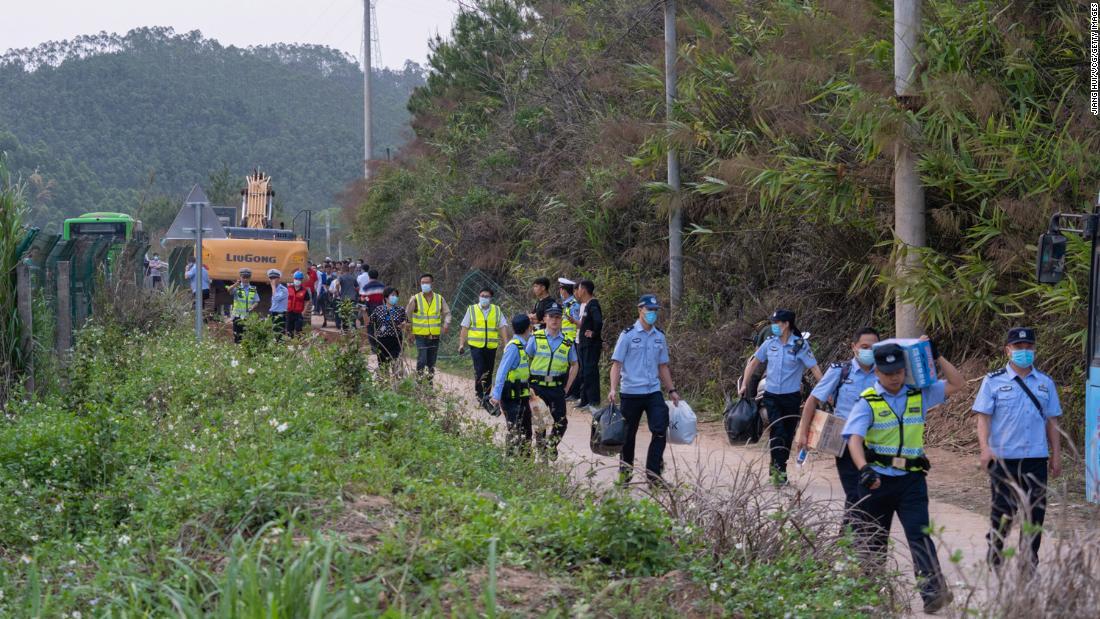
[0, 158, 29, 405]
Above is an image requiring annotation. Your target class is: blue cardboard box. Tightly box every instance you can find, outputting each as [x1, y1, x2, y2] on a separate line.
[874, 338, 937, 388]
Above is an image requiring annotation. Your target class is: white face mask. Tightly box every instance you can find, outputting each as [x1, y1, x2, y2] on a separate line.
[292, 281, 301, 288]
[421, 283, 432, 294]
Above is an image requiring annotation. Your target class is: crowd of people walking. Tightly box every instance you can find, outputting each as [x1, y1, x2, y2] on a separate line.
[215, 260, 1063, 614]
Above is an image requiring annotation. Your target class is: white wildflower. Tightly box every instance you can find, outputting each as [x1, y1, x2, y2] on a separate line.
[276, 423, 288, 433]
[734, 542, 744, 550]
[117, 534, 131, 546]
[833, 600, 843, 608]
[20, 555, 32, 564]
[709, 582, 718, 592]
[230, 359, 240, 368]
[29, 534, 39, 542]
[51, 457, 59, 468]
[833, 560, 846, 572]
[54, 502, 64, 513]
[247, 367, 256, 375]
[306, 392, 315, 397]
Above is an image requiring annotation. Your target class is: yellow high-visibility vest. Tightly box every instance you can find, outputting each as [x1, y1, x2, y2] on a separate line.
[468, 304, 502, 349]
[411, 292, 442, 336]
[861, 387, 927, 472]
[562, 298, 578, 341]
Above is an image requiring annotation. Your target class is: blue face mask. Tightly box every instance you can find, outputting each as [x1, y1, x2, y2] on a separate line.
[388, 295, 399, 306]
[771, 323, 781, 336]
[420, 283, 432, 294]
[1011, 349, 1035, 368]
[643, 310, 658, 325]
[479, 296, 491, 307]
[857, 348, 875, 367]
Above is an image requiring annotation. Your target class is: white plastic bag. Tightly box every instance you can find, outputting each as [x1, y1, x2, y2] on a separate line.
[667, 400, 697, 445]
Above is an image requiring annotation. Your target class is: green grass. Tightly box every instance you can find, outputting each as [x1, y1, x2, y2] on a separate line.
[0, 320, 892, 617]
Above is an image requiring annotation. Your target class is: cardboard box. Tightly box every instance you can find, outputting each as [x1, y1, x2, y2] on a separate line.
[874, 338, 938, 388]
[796, 410, 846, 457]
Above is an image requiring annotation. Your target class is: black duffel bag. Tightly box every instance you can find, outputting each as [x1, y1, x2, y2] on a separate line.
[590, 403, 626, 456]
[724, 397, 762, 445]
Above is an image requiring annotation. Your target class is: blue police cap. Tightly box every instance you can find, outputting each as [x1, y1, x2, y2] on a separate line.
[873, 343, 906, 373]
[1006, 327, 1035, 345]
[770, 309, 795, 323]
[637, 294, 660, 309]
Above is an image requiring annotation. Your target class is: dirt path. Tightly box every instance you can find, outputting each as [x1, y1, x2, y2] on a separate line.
[308, 317, 1083, 616]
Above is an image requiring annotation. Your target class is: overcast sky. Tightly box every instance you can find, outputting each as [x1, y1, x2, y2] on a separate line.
[0, 0, 461, 69]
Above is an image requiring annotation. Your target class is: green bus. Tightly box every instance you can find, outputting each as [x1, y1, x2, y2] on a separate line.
[62, 212, 140, 241]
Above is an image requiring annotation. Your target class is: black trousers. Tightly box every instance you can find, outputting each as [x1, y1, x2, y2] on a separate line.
[415, 336, 440, 380]
[619, 391, 670, 480]
[532, 383, 567, 451]
[469, 345, 498, 401]
[376, 335, 402, 369]
[286, 312, 304, 336]
[855, 472, 945, 604]
[762, 392, 802, 475]
[987, 458, 1048, 567]
[577, 344, 601, 405]
[232, 317, 247, 343]
[502, 397, 533, 456]
[835, 449, 860, 528]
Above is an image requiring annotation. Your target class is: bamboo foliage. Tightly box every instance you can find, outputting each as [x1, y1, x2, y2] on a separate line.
[0, 158, 28, 405]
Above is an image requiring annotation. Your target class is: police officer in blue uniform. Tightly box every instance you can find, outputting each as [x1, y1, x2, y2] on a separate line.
[490, 314, 537, 456]
[525, 303, 578, 460]
[739, 309, 823, 483]
[608, 294, 681, 485]
[794, 326, 880, 521]
[973, 326, 1062, 569]
[843, 340, 964, 614]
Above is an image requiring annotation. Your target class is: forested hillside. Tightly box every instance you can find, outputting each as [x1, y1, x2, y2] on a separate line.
[0, 27, 423, 229]
[350, 0, 1098, 440]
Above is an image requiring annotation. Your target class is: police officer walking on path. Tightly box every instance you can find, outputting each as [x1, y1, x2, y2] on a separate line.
[227, 268, 260, 344]
[525, 303, 578, 460]
[406, 273, 452, 383]
[794, 327, 880, 522]
[558, 278, 581, 399]
[608, 294, 681, 486]
[973, 327, 1062, 570]
[490, 314, 536, 456]
[458, 287, 509, 406]
[739, 309, 823, 484]
[843, 339, 964, 614]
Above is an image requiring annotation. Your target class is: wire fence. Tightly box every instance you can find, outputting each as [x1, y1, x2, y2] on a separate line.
[434, 269, 528, 363]
[15, 228, 149, 357]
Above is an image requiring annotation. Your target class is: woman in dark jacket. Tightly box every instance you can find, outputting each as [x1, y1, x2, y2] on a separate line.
[370, 286, 408, 372]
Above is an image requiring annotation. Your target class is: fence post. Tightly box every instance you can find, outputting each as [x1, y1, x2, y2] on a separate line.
[56, 260, 72, 359]
[16, 262, 34, 393]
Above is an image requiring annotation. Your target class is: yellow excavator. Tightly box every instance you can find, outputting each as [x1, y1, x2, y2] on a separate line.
[200, 170, 310, 313]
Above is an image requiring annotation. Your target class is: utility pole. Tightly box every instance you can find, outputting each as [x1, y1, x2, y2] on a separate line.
[665, 0, 683, 310]
[363, 0, 373, 180]
[325, 209, 332, 257]
[893, 0, 924, 338]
